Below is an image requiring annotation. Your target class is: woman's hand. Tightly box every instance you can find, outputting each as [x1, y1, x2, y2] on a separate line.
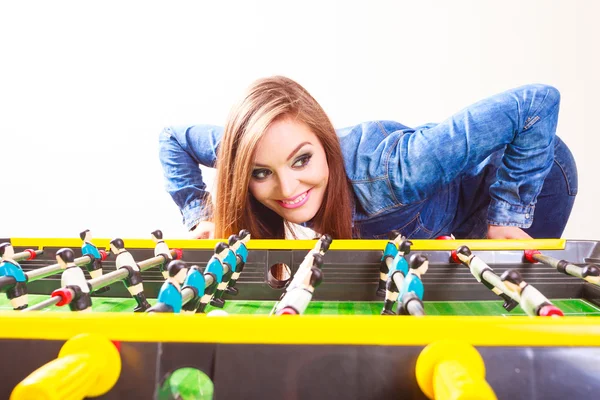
[190, 221, 215, 239]
[487, 225, 533, 239]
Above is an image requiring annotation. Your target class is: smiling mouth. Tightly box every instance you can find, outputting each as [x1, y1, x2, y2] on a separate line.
[277, 189, 311, 209]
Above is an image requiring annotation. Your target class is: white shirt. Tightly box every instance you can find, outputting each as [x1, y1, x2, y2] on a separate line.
[116, 251, 139, 271]
[520, 285, 549, 316]
[154, 241, 171, 259]
[61, 266, 90, 293]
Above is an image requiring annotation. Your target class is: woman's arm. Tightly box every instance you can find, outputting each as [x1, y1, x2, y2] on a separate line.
[386, 84, 560, 229]
[158, 125, 223, 234]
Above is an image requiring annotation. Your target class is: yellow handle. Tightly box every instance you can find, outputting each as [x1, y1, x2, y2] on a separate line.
[416, 340, 497, 400]
[10, 333, 121, 400]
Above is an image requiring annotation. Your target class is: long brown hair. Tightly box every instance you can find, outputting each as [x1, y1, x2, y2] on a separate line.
[213, 76, 354, 239]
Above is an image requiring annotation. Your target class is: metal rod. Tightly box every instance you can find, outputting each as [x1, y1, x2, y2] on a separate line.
[22, 296, 62, 312]
[26, 255, 94, 281]
[533, 253, 584, 279]
[88, 250, 178, 292]
[405, 298, 425, 316]
[14, 249, 44, 262]
[181, 274, 214, 305]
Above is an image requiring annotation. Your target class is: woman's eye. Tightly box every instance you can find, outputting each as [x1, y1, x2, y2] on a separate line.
[251, 169, 271, 180]
[293, 154, 312, 168]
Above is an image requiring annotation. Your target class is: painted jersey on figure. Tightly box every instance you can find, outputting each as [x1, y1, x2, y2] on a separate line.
[388, 254, 409, 278]
[205, 257, 224, 283]
[237, 243, 248, 263]
[115, 251, 140, 271]
[157, 281, 182, 313]
[154, 241, 171, 258]
[520, 284, 550, 316]
[0, 260, 26, 282]
[401, 273, 424, 300]
[223, 249, 237, 272]
[81, 242, 101, 259]
[467, 256, 490, 282]
[184, 268, 205, 294]
[61, 266, 90, 293]
[381, 242, 398, 261]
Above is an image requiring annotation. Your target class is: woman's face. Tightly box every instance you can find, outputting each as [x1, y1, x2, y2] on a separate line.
[248, 118, 329, 225]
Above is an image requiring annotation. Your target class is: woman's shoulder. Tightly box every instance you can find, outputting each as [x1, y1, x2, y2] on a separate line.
[338, 120, 412, 179]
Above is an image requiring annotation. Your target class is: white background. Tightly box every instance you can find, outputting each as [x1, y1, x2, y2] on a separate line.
[1, 0, 597, 239]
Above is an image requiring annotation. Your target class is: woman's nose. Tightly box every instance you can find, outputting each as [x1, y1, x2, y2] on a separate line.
[277, 171, 299, 199]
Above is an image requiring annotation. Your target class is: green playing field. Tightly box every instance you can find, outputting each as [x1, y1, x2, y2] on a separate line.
[2, 295, 599, 316]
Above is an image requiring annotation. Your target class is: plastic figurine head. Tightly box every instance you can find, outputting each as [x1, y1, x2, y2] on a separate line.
[500, 269, 525, 294]
[388, 230, 403, 244]
[238, 229, 251, 244]
[79, 230, 91, 242]
[109, 238, 125, 254]
[455, 246, 472, 263]
[312, 252, 324, 269]
[409, 254, 429, 275]
[56, 248, 75, 269]
[582, 264, 600, 285]
[228, 234, 239, 249]
[151, 230, 163, 242]
[214, 242, 230, 259]
[0, 242, 14, 259]
[318, 236, 331, 254]
[167, 260, 188, 284]
[212, 76, 353, 240]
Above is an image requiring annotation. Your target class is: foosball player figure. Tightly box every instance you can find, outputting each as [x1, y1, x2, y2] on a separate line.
[80, 230, 110, 294]
[582, 265, 600, 285]
[284, 234, 332, 297]
[151, 229, 171, 280]
[397, 254, 428, 315]
[109, 238, 151, 312]
[500, 269, 564, 317]
[378, 230, 403, 297]
[211, 238, 238, 308]
[181, 265, 206, 314]
[196, 242, 228, 313]
[381, 239, 412, 315]
[0, 242, 28, 310]
[147, 260, 188, 313]
[56, 248, 92, 312]
[276, 253, 324, 315]
[312, 233, 332, 254]
[226, 229, 251, 295]
[456, 246, 518, 312]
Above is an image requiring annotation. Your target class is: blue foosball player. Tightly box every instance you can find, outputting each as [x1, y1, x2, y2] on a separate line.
[381, 240, 412, 315]
[397, 254, 429, 316]
[196, 242, 229, 313]
[80, 230, 110, 294]
[210, 235, 240, 308]
[147, 260, 189, 314]
[377, 230, 403, 298]
[227, 229, 251, 295]
[181, 265, 206, 313]
[0, 243, 28, 310]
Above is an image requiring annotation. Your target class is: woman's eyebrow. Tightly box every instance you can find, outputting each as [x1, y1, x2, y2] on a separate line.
[286, 142, 312, 161]
[253, 142, 312, 168]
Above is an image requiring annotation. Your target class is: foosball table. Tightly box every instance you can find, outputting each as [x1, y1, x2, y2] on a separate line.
[1, 236, 600, 399]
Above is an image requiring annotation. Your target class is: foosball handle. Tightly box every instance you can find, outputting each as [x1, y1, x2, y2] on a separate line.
[415, 340, 497, 400]
[10, 333, 121, 400]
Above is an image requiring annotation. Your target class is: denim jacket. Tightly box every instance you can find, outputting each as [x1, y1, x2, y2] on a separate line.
[159, 84, 562, 239]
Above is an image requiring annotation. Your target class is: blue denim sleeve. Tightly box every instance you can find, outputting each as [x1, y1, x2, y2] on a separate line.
[158, 125, 223, 230]
[386, 84, 560, 228]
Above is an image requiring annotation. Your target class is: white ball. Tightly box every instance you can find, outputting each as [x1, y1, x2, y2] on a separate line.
[207, 309, 229, 317]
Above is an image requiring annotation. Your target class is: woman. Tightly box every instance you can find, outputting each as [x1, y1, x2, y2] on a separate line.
[159, 76, 578, 240]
